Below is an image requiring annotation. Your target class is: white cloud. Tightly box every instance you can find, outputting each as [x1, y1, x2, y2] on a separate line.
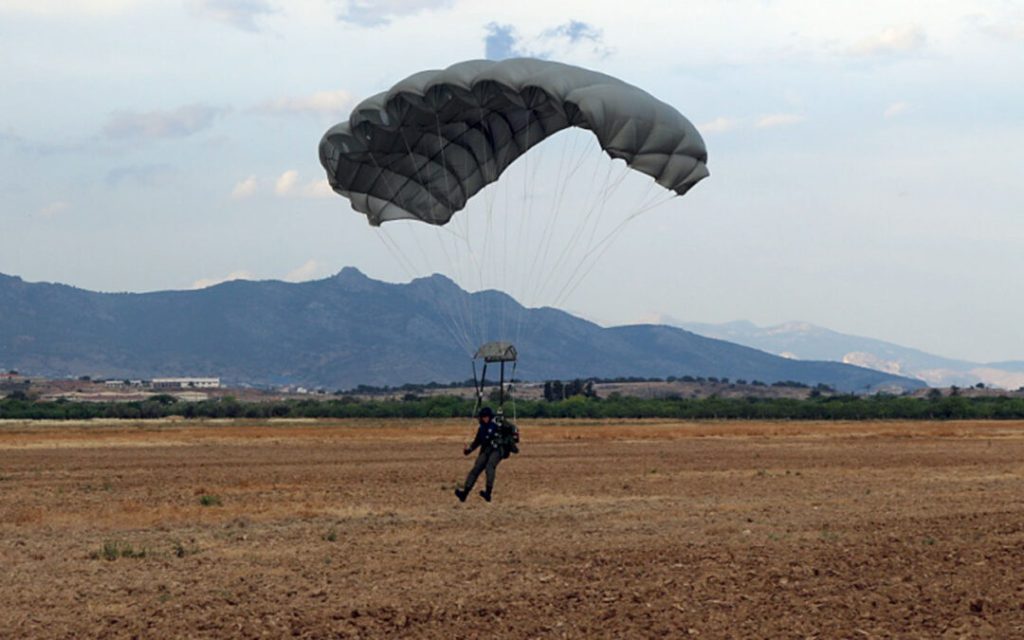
[699, 117, 741, 134]
[187, 0, 275, 32]
[0, 0, 135, 15]
[884, 101, 911, 119]
[190, 269, 255, 290]
[485, 23, 521, 60]
[846, 25, 926, 57]
[105, 163, 175, 187]
[272, 171, 332, 198]
[485, 19, 611, 61]
[274, 169, 299, 196]
[37, 201, 69, 218]
[301, 178, 334, 198]
[228, 172, 331, 199]
[284, 259, 322, 282]
[337, 0, 452, 27]
[230, 175, 258, 199]
[977, 19, 1024, 42]
[103, 104, 228, 140]
[697, 114, 803, 134]
[255, 89, 356, 117]
[754, 113, 805, 128]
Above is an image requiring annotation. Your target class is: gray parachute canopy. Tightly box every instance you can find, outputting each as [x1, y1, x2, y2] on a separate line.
[319, 58, 708, 227]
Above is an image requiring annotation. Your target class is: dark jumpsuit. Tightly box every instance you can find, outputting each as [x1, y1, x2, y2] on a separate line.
[462, 420, 503, 494]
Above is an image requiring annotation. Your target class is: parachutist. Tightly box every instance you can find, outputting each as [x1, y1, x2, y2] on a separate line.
[455, 406, 516, 502]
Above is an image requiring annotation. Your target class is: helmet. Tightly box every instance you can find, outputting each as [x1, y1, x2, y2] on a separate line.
[478, 406, 494, 419]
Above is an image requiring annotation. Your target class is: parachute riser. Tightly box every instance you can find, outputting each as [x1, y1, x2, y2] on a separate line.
[471, 360, 486, 417]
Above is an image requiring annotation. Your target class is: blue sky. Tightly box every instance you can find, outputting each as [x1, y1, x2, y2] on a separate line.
[1, 0, 1023, 362]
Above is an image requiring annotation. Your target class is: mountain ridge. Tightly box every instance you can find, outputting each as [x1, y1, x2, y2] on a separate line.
[669, 317, 1023, 389]
[0, 269, 922, 392]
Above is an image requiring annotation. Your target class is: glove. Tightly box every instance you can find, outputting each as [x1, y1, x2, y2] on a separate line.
[463, 446, 472, 456]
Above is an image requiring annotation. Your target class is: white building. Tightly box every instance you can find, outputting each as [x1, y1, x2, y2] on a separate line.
[151, 377, 221, 390]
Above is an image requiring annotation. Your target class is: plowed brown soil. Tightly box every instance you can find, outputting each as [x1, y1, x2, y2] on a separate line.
[1, 419, 1023, 639]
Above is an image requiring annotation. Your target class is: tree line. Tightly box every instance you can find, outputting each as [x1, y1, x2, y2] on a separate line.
[3, 392, 1024, 421]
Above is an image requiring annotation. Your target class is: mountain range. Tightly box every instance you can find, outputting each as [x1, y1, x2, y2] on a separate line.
[0, 269, 923, 393]
[670, 319, 1024, 390]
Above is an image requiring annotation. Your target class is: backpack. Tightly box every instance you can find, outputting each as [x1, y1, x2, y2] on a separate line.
[495, 420, 520, 458]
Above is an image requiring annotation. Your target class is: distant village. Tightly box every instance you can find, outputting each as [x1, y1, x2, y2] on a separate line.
[0, 368, 350, 403]
[1, 373, 221, 401]
[4, 369, 1023, 405]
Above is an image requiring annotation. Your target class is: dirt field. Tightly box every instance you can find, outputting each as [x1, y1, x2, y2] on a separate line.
[1, 419, 1023, 638]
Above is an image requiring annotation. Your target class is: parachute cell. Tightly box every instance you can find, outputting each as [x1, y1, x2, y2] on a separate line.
[319, 58, 709, 226]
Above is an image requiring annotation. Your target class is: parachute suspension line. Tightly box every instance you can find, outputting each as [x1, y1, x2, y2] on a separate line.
[551, 190, 678, 310]
[554, 196, 653, 306]
[510, 109, 530, 347]
[412, 113, 480, 354]
[438, 221, 479, 352]
[552, 224, 633, 311]
[498, 360, 505, 407]
[509, 360, 518, 424]
[545, 164, 661, 313]
[378, 227, 475, 356]
[478, 107, 499, 350]
[528, 130, 585, 286]
[521, 127, 585, 309]
[376, 227, 426, 289]
[488, 131, 607, 352]
[544, 146, 614, 288]
[375, 228, 419, 280]
[432, 105, 503, 355]
[441, 120, 478, 346]
[479, 105, 498, 306]
[394, 132, 447, 280]
[550, 223, 628, 312]
[364, 145, 474, 354]
[461, 117, 491, 351]
[533, 152, 620, 305]
[576, 160, 635, 271]
[471, 359, 484, 417]
[518, 114, 558, 348]
[552, 153, 630, 290]
[521, 130, 592, 315]
[457, 126, 473, 291]
[450, 150, 480, 351]
[439, 143, 480, 350]
[394, 118, 684, 364]
[500, 125, 513, 346]
[553, 178, 673, 307]
[379, 230, 471, 355]
[509, 133, 614, 352]
[633, 190, 679, 217]
[479, 362, 489, 414]
[436, 222, 485, 350]
[512, 107, 543, 350]
[371, 142, 478, 356]
[633, 179, 678, 215]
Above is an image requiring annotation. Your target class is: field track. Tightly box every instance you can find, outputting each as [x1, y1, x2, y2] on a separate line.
[2, 419, 1023, 638]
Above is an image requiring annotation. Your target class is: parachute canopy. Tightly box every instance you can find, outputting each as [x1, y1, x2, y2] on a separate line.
[319, 58, 708, 226]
